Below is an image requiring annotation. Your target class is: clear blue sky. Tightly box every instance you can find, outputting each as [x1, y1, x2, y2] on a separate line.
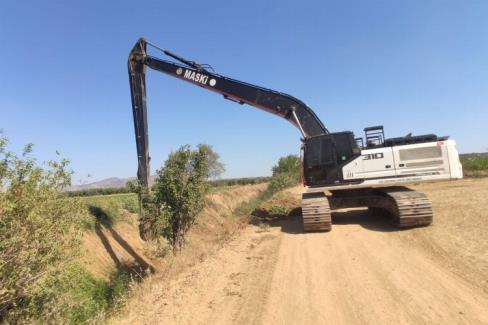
[1, 1, 487, 184]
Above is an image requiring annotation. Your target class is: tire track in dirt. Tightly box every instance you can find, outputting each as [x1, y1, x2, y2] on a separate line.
[261, 214, 488, 325]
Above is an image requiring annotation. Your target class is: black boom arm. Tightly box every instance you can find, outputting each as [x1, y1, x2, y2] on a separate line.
[128, 38, 328, 187]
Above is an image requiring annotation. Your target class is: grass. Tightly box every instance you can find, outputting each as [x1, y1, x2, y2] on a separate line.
[64, 193, 142, 323]
[233, 190, 274, 216]
[461, 157, 488, 178]
[80, 193, 139, 210]
[461, 157, 488, 171]
[59, 265, 134, 324]
[268, 205, 291, 216]
[79, 193, 139, 229]
[232, 183, 295, 217]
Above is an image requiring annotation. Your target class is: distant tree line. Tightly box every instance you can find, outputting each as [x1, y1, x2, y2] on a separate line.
[64, 187, 133, 197]
[66, 176, 272, 197]
[208, 176, 271, 187]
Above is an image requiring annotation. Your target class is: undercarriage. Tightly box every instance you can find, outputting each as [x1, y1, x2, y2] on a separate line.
[301, 186, 433, 232]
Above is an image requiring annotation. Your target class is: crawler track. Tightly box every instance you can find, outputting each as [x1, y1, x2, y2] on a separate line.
[382, 187, 433, 228]
[301, 192, 331, 232]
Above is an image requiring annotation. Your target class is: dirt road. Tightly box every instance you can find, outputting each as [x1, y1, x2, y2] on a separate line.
[115, 179, 488, 325]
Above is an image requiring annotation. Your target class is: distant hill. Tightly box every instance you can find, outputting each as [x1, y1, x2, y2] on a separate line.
[69, 177, 132, 190]
[70, 176, 156, 191]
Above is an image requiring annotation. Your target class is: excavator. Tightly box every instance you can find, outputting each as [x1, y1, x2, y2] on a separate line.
[128, 38, 463, 232]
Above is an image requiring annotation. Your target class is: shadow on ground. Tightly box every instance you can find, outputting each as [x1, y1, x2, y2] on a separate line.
[88, 206, 155, 278]
[250, 207, 303, 234]
[332, 209, 397, 232]
[251, 207, 398, 234]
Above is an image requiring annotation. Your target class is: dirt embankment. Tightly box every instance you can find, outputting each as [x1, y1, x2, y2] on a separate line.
[111, 178, 488, 325]
[82, 184, 267, 279]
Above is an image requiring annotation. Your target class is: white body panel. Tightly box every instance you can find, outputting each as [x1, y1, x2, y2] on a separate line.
[308, 139, 463, 192]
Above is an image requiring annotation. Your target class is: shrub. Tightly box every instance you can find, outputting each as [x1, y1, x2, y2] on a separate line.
[233, 155, 301, 217]
[142, 145, 211, 252]
[198, 144, 225, 179]
[0, 134, 143, 323]
[272, 154, 300, 176]
[0, 134, 94, 322]
[268, 172, 296, 193]
[268, 154, 301, 192]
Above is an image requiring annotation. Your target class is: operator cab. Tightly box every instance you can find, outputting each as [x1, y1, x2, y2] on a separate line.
[303, 131, 361, 186]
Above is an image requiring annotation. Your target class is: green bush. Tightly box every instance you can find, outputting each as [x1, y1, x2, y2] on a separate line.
[0, 134, 96, 322]
[268, 154, 301, 192]
[268, 172, 297, 193]
[271, 154, 301, 177]
[141, 144, 212, 252]
[233, 154, 301, 216]
[0, 134, 134, 324]
[198, 144, 225, 179]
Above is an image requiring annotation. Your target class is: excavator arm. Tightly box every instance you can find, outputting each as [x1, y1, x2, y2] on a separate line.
[128, 38, 328, 187]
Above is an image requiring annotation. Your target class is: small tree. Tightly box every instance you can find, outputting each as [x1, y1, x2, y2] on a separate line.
[271, 154, 301, 177]
[151, 145, 210, 252]
[269, 154, 301, 192]
[197, 144, 225, 179]
[125, 179, 140, 193]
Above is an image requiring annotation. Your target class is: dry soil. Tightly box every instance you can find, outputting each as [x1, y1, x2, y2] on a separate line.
[112, 178, 488, 325]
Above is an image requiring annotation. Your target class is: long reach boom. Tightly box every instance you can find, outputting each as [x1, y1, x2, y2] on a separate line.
[128, 38, 328, 187]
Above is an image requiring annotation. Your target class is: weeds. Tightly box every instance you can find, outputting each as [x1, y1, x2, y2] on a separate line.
[461, 157, 488, 178]
[269, 205, 291, 216]
[233, 191, 273, 217]
[79, 193, 139, 229]
[461, 158, 488, 171]
[234, 155, 300, 217]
